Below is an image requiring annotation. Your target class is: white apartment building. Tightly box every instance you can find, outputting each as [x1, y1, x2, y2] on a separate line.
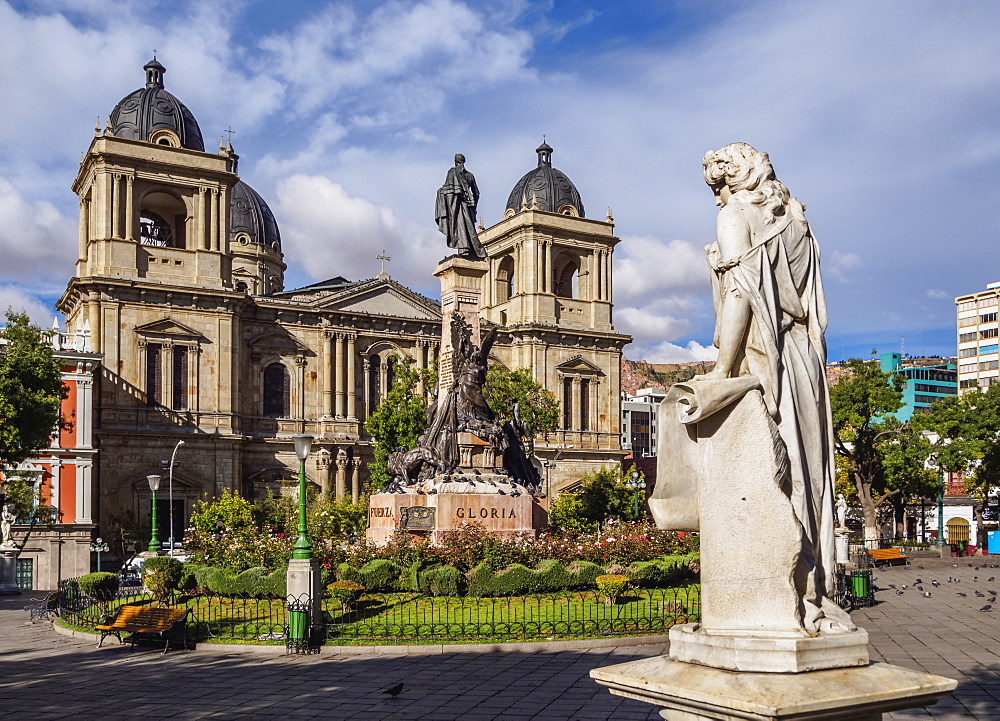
[956, 282, 1000, 392]
[621, 387, 667, 458]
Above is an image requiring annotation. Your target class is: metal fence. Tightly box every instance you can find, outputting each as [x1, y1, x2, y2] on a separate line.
[56, 577, 701, 647]
[848, 537, 935, 567]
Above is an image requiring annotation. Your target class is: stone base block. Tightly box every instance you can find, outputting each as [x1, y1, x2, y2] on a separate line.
[0, 553, 20, 596]
[590, 655, 957, 720]
[286, 558, 322, 620]
[668, 623, 869, 673]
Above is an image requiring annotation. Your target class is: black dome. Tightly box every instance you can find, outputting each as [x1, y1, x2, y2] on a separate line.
[109, 60, 205, 151]
[505, 143, 585, 217]
[230, 181, 281, 250]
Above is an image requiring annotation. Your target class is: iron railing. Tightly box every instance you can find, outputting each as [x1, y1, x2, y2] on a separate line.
[57, 577, 701, 646]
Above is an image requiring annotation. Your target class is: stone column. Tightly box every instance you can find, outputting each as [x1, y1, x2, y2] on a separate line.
[335, 450, 348, 500]
[432, 256, 490, 394]
[317, 451, 331, 495]
[295, 356, 307, 420]
[217, 185, 228, 252]
[350, 459, 362, 503]
[77, 375, 94, 448]
[361, 358, 371, 422]
[346, 334, 357, 420]
[88, 291, 101, 354]
[322, 330, 334, 418]
[112, 174, 122, 239]
[78, 199, 89, 263]
[49, 458, 62, 518]
[198, 188, 208, 250]
[572, 376, 582, 430]
[209, 189, 219, 252]
[334, 333, 345, 418]
[125, 175, 135, 241]
[76, 460, 93, 523]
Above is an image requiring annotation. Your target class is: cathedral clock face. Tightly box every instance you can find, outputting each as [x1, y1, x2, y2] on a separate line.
[140, 212, 173, 247]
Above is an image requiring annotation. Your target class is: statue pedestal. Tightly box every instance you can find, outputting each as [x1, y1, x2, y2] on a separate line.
[433, 256, 489, 393]
[367, 492, 539, 545]
[0, 551, 21, 595]
[590, 655, 957, 721]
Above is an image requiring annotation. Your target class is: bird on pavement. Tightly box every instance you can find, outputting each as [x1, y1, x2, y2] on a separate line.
[990, 597, 997, 604]
[989, 577, 996, 582]
[383, 683, 405, 698]
[896, 590, 904, 595]
[888, 584, 897, 589]
[958, 593, 967, 597]
[923, 592, 931, 598]
[916, 585, 924, 591]
[976, 590, 985, 597]
[931, 580, 940, 587]
[979, 605, 993, 612]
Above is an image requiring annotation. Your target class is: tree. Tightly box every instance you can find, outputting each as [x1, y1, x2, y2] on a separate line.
[877, 417, 937, 538]
[0, 310, 66, 467]
[830, 356, 907, 541]
[914, 385, 1000, 549]
[484, 365, 560, 449]
[548, 466, 637, 533]
[364, 355, 430, 490]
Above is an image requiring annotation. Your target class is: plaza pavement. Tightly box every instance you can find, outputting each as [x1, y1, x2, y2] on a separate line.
[0, 556, 995, 720]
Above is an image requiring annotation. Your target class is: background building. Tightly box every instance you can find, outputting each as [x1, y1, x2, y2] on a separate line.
[878, 353, 957, 421]
[54, 60, 629, 549]
[955, 282, 1000, 392]
[620, 387, 667, 458]
[0, 327, 100, 590]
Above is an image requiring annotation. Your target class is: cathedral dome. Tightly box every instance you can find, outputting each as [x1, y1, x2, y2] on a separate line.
[505, 143, 585, 218]
[109, 59, 205, 151]
[230, 180, 281, 251]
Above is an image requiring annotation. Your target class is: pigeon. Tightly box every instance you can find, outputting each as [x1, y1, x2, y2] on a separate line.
[931, 580, 940, 587]
[989, 590, 998, 595]
[979, 604, 992, 612]
[383, 683, 405, 698]
[974, 576, 979, 582]
[975, 591, 985, 598]
[958, 593, 967, 597]
[990, 597, 997, 604]
[989, 577, 996, 582]
[916, 585, 924, 591]
[923, 592, 932, 598]
[896, 590, 904, 595]
[953, 564, 959, 568]
[976, 566, 981, 571]
[888, 584, 897, 589]
[914, 579, 923, 584]
[901, 585, 908, 590]
[918, 565, 925, 569]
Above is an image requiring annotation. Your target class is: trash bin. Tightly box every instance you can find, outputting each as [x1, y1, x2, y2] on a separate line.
[850, 569, 872, 607]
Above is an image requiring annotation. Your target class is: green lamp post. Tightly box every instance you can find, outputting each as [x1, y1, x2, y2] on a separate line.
[936, 465, 947, 548]
[626, 471, 646, 522]
[146, 474, 161, 553]
[291, 435, 314, 560]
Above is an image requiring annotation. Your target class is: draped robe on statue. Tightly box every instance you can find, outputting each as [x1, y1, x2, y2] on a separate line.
[651, 190, 848, 637]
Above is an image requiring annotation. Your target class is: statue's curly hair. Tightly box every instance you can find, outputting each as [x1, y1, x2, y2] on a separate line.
[703, 142, 804, 225]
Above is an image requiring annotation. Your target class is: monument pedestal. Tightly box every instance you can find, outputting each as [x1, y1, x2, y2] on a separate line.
[590, 656, 957, 721]
[286, 557, 322, 620]
[0, 551, 21, 595]
[368, 491, 537, 545]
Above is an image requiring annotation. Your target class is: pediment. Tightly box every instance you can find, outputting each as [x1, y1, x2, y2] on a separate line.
[555, 355, 603, 375]
[134, 317, 204, 341]
[314, 279, 440, 320]
[248, 330, 309, 353]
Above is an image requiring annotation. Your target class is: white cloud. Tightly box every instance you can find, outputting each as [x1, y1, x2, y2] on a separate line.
[274, 174, 441, 289]
[0, 285, 57, 326]
[613, 237, 709, 301]
[634, 340, 718, 365]
[926, 289, 949, 300]
[0, 177, 76, 287]
[826, 251, 862, 283]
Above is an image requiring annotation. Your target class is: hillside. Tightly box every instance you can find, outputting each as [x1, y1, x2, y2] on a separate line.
[621, 358, 716, 396]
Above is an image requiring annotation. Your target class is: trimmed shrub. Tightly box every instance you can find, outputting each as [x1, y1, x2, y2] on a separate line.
[404, 560, 437, 592]
[143, 556, 184, 603]
[336, 560, 402, 591]
[193, 565, 286, 597]
[596, 574, 629, 605]
[328, 580, 365, 611]
[566, 561, 603, 589]
[420, 565, 463, 597]
[626, 553, 699, 588]
[78, 572, 119, 601]
[468, 560, 569, 597]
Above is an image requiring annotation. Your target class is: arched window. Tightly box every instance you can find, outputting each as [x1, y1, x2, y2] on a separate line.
[139, 192, 187, 249]
[553, 256, 579, 298]
[368, 354, 381, 408]
[262, 363, 290, 418]
[496, 256, 515, 302]
[946, 518, 970, 545]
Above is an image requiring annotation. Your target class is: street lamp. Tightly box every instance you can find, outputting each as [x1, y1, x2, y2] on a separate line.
[291, 435, 314, 560]
[626, 471, 647, 522]
[90, 537, 109, 572]
[146, 474, 161, 553]
[164, 440, 185, 556]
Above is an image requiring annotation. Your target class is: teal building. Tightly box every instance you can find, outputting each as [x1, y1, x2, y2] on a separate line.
[880, 353, 958, 421]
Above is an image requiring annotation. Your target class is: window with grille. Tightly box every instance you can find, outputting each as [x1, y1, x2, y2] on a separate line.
[172, 346, 188, 410]
[563, 378, 574, 429]
[146, 343, 162, 406]
[263, 363, 290, 417]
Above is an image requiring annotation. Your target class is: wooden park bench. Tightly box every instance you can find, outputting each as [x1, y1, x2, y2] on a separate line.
[95, 604, 190, 654]
[867, 548, 909, 567]
[24, 591, 59, 622]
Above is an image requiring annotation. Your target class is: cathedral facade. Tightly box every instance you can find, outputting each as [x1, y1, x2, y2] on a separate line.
[56, 60, 630, 536]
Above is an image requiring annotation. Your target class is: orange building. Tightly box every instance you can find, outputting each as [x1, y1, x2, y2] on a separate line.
[2, 327, 100, 590]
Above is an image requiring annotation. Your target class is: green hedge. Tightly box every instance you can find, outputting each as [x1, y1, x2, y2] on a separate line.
[78, 572, 119, 600]
[420, 565, 464, 596]
[193, 565, 286, 597]
[336, 559, 402, 591]
[625, 554, 699, 588]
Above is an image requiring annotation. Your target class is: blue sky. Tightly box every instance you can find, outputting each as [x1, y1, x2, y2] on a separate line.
[2, 0, 999, 363]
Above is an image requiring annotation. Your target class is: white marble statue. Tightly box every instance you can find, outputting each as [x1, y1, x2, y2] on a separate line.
[649, 143, 864, 672]
[0, 503, 16, 549]
[836, 493, 849, 528]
